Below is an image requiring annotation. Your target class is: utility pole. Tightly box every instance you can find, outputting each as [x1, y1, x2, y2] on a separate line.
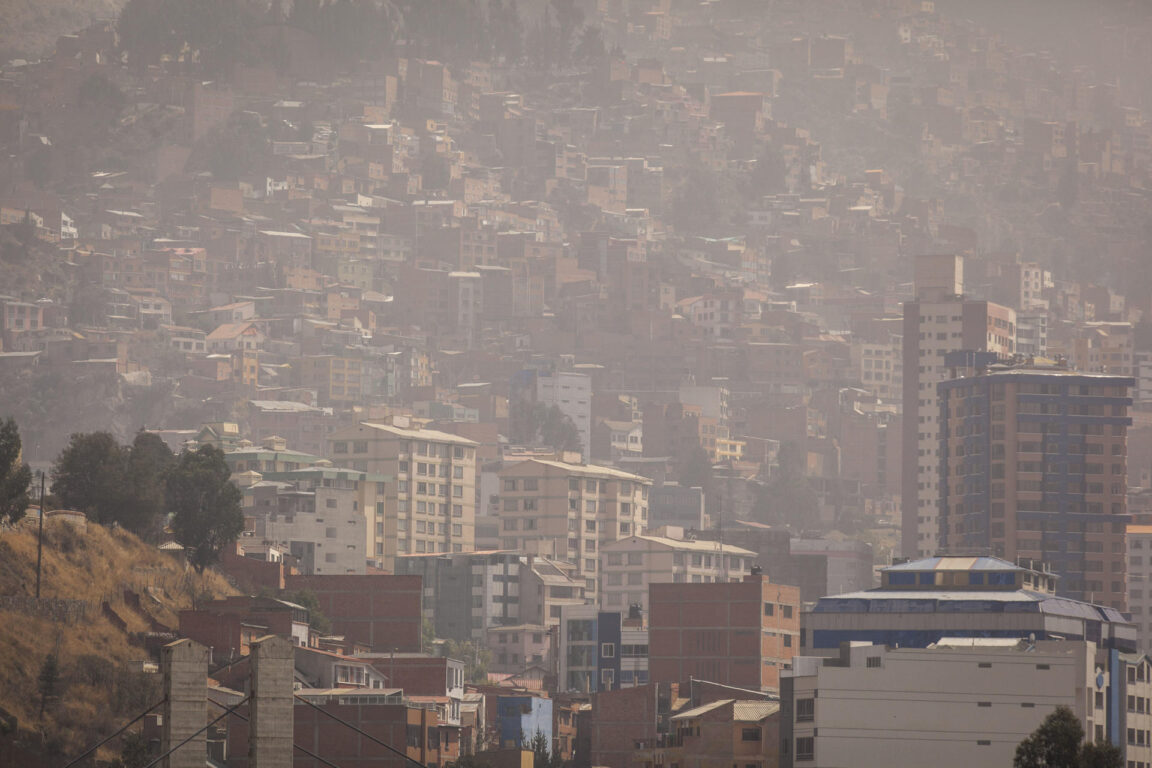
[35, 470, 45, 599]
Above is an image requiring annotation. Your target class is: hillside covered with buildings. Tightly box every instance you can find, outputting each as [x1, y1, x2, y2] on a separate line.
[4, 0, 1152, 766]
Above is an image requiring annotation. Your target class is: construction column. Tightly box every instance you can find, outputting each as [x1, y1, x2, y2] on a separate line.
[161, 638, 210, 768]
[249, 634, 295, 768]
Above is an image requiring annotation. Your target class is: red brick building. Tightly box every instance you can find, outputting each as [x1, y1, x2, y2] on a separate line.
[648, 573, 799, 692]
[285, 574, 422, 652]
[178, 596, 310, 665]
[222, 694, 445, 768]
[587, 682, 677, 768]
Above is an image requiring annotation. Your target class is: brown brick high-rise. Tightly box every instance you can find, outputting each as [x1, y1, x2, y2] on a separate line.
[649, 573, 799, 692]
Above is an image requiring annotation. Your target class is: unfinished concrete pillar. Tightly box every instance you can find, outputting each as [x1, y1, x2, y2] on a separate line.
[249, 634, 295, 768]
[161, 638, 210, 768]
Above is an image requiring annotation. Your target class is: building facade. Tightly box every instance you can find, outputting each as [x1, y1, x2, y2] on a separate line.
[802, 557, 1137, 654]
[536, 371, 593, 460]
[326, 417, 479, 571]
[599, 531, 755, 612]
[939, 364, 1133, 608]
[901, 254, 1016, 558]
[781, 639, 1103, 768]
[496, 458, 653, 601]
[649, 573, 799, 692]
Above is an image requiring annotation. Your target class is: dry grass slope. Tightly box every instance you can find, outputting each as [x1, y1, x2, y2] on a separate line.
[0, 518, 235, 761]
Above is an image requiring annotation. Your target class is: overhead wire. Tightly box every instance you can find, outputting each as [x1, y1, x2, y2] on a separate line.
[139, 695, 249, 768]
[60, 698, 166, 768]
[207, 696, 345, 768]
[294, 693, 430, 768]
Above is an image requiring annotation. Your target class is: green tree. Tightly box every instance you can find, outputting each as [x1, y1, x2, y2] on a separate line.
[166, 446, 244, 574]
[38, 653, 62, 720]
[51, 431, 128, 525]
[120, 730, 150, 768]
[122, 430, 176, 539]
[1013, 706, 1084, 768]
[1080, 741, 1123, 768]
[539, 405, 581, 453]
[445, 638, 490, 683]
[753, 441, 819, 529]
[510, 401, 581, 453]
[0, 417, 32, 525]
[421, 617, 436, 653]
[285, 589, 332, 635]
[526, 729, 562, 768]
[189, 111, 271, 182]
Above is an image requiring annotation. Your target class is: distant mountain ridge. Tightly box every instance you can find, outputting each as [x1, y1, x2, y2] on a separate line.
[0, 0, 126, 60]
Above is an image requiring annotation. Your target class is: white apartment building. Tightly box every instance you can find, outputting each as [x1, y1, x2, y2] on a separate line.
[536, 371, 592, 459]
[241, 467, 379, 575]
[598, 530, 754, 612]
[782, 639, 1099, 768]
[1129, 524, 1152, 652]
[854, 337, 901, 402]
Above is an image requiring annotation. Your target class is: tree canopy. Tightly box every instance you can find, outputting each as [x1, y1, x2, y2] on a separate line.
[1014, 706, 1122, 768]
[51, 431, 128, 526]
[0, 417, 32, 525]
[51, 430, 175, 537]
[166, 445, 244, 574]
[509, 401, 582, 453]
[752, 441, 819, 529]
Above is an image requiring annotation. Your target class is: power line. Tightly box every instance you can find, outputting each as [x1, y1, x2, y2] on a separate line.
[294, 693, 428, 768]
[207, 697, 345, 768]
[60, 698, 166, 768]
[140, 696, 249, 768]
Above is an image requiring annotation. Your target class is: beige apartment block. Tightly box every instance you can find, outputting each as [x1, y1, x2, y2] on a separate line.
[327, 416, 478, 570]
[496, 457, 653, 600]
[599, 531, 755, 613]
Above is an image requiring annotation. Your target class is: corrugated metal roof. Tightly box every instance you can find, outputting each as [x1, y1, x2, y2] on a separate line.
[359, 421, 479, 446]
[733, 701, 779, 721]
[885, 556, 1021, 572]
[505, 457, 651, 482]
[671, 700, 731, 720]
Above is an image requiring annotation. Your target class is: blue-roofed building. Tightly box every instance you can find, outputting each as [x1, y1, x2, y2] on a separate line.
[802, 556, 1136, 654]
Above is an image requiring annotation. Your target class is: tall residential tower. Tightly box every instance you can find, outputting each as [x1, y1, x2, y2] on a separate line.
[938, 362, 1133, 608]
[901, 254, 1016, 557]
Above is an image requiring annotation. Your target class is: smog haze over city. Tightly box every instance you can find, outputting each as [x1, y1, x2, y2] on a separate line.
[2, 0, 1152, 767]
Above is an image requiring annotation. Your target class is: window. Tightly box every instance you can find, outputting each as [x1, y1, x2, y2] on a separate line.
[782, 605, 793, 619]
[796, 698, 814, 722]
[796, 737, 814, 761]
[741, 728, 761, 742]
[866, 656, 881, 668]
[504, 479, 518, 491]
[601, 643, 615, 658]
[764, 603, 774, 616]
[333, 441, 348, 454]
[524, 478, 538, 491]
